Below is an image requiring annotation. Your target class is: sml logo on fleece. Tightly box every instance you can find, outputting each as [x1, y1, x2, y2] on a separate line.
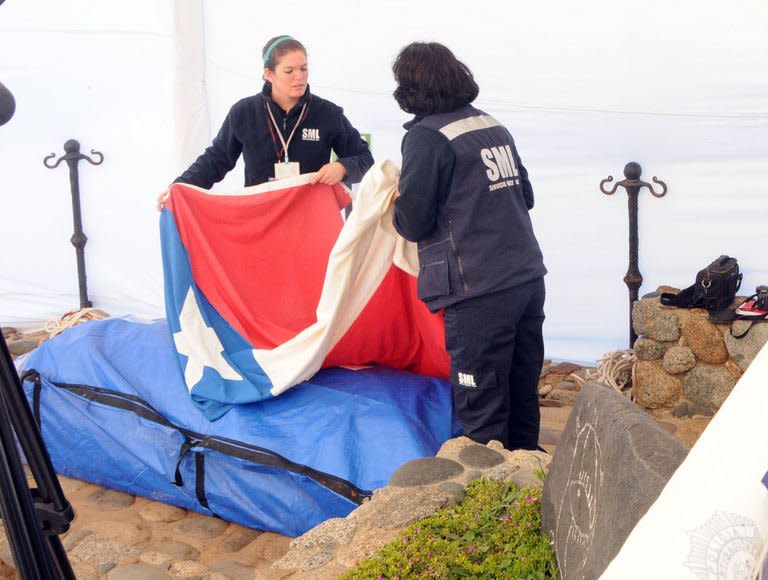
[302, 128, 320, 141]
[481, 145, 520, 191]
[160, 168, 449, 420]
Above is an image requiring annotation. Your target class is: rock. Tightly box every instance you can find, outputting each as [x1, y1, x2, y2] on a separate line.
[290, 518, 356, 551]
[435, 436, 476, 461]
[70, 534, 139, 567]
[542, 381, 687, 580]
[107, 563, 172, 580]
[209, 560, 260, 580]
[350, 486, 453, 530]
[662, 345, 697, 374]
[84, 488, 136, 510]
[483, 462, 522, 482]
[672, 401, 689, 417]
[683, 363, 736, 409]
[436, 481, 466, 503]
[724, 322, 768, 371]
[633, 337, 668, 361]
[203, 573, 230, 580]
[88, 520, 151, 544]
[546, 387, 579, 406]
[687, 402, 714, 417]
[139, 502, 187, 523]
[138, 551, 174, 567]
[174, 516, 229, 539]
[1, 327, 18, 339]
[556, 381, 578, 390]
[238, 531, 291, 562]
[8, 338, 39, 357]
[388, 457, 464, 487]
[680, 313, 728, 363]
[508, 469, 544, 490]
[331, 527, 400, 569]
[143, 540, 199, 561]
[503, 449, 551, 473]
[0, 538, 13, 568]
[546, 362, 582, 376]
[632, 360, 683, 408]
[463, 470, 483, 485]
[540, 398, 563, 407]
[486, 439, 505, 452]
[538, 382, 554, 396]
[168, 560, 209, 578]
[218, 528, 262, 553]
[457, 444, 505, 469]
[300, 550, 334, 572]
[62, 528, 93, 551]
[633, 298, 681, 341]
[656, 421, 678, 435]
[724, 359, 744, 380]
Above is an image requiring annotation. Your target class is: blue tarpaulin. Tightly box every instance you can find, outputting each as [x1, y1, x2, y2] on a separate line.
[20, 318, 457, 536]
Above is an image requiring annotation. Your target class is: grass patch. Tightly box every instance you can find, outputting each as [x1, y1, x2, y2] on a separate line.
[342, 477, 558, 579]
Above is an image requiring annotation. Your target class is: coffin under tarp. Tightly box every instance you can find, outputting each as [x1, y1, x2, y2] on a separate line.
[19, 317, 457, 536]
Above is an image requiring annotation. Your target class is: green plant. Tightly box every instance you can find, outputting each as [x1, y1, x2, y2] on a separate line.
[342, 477, 558, 579]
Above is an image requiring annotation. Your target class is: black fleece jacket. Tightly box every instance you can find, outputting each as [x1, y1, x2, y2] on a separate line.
[175, 84, 373, 188]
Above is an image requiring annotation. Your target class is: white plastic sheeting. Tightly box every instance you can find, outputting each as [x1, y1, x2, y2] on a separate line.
[1, 0, 766, 362]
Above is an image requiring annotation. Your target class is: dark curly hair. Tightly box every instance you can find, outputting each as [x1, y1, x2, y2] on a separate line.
[392, 42, 479, 116]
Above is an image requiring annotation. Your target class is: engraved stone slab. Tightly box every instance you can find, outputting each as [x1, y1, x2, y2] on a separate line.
[542, 381, 687, 580]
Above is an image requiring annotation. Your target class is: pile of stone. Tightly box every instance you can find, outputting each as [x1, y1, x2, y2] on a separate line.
[271, 438, 551, 578]
[537, 361, 587, 407]
[631, 291, 768, 414]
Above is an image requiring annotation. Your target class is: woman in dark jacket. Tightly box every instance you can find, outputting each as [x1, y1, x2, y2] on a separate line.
[167, 35, 372, 195]
[392, 42, 547, 451]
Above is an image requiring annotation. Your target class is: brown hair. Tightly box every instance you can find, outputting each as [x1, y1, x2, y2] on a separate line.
[262, 35, 307, 71]
[393, 42, 479, 116]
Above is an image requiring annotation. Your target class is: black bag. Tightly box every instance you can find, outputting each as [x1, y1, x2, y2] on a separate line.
[660, 255, 742, 311]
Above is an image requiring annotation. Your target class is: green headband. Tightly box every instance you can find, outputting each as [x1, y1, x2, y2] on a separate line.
[263, 35, 294, 65]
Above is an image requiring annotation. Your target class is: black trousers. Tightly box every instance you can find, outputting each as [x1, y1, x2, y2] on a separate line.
[444, 278, 545, 450]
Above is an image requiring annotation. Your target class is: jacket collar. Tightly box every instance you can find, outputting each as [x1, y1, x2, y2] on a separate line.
[262, 82, 311, 118]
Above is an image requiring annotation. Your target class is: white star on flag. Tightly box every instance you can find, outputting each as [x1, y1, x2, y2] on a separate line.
[173, 287, 241, 391]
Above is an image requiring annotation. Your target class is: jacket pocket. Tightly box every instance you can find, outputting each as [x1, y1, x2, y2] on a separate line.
[418, 259, 451, 301]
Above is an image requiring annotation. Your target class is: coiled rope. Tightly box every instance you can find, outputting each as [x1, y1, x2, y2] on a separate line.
[44, 308, 110, 338]
[569, 349, 636, 397]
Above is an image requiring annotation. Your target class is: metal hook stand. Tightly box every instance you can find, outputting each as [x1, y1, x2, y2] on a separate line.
[600, 162, 668, 347]
[44, 140, 103, 309]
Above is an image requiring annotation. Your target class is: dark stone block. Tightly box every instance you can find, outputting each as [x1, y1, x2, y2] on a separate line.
[541, 382, 687, 580]
[458, 444, 504, 469]
[388, 457, 464, 487]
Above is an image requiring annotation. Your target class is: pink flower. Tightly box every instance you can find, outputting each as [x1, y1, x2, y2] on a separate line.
[469, 546, 477, 553]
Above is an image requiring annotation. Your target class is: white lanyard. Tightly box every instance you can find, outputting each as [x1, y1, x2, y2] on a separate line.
[266, 102, 307, 163]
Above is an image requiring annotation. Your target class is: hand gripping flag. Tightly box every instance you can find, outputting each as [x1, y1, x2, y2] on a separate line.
[161, 161, 450, 419]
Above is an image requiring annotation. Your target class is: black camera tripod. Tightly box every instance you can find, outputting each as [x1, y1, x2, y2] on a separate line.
[0, 76, 74, 578]
[0, 333, 75, 578]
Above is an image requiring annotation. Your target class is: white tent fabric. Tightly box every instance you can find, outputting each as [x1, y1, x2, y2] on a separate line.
[1, 0, 766, 362]
[601, 341, 768, 579]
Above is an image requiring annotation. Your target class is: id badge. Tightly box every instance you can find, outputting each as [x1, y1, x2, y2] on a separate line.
[274, 161, 300, 180]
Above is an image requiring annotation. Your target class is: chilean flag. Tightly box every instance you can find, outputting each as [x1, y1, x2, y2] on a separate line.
[161, 161, 450, 419]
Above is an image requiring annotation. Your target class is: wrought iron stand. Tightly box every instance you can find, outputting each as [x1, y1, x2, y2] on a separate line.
[600, 162, 668, 347]
[44, 140, 103, 309]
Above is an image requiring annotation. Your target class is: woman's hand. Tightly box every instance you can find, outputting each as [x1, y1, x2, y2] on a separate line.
[156, 188, 170, 212]
[311, 162, 347, 185]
